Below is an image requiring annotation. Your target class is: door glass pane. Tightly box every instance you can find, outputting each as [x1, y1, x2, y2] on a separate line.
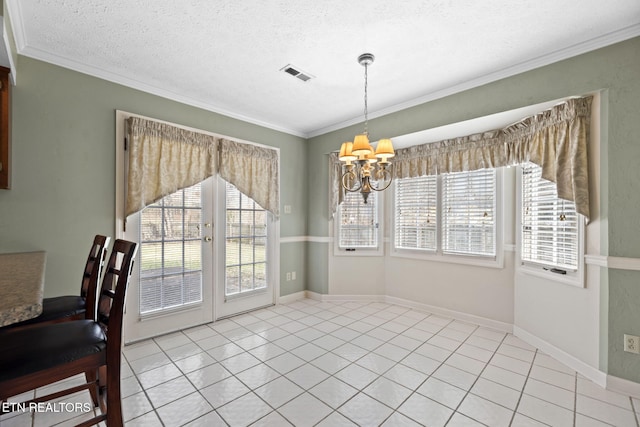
[139, 183, 203, 314]
[225, 181, 268, 297]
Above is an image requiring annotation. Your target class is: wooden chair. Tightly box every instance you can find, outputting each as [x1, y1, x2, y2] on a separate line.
[4, 235, 110, 329]
[0, 239, 138, 427]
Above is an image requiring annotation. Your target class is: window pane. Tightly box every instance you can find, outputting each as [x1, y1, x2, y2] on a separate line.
[394, 176, 437, 251]
[225, 181, 268, 297]
[139, 183, 203, 314]
[442, 169, 496, 257]
[338, 191, 378, 249]
[163, 209, 184, 240]
[521, 163, 579, 270]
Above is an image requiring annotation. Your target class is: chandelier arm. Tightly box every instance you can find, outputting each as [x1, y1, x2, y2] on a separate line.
[369, 168, 393, 192]
[340, 170, 362, 192]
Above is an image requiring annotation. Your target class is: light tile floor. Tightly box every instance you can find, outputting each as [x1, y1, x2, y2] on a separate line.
[2, 298, 640, 426]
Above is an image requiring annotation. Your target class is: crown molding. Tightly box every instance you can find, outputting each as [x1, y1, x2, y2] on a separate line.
[20, 44, 308, 138]
[308, 23, 640, 138]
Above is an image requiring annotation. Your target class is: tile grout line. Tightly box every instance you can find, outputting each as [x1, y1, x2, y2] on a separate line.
[121, 299, 637, 427]
[573, 370, 577, 427]
[631, 396, 640, 427]
[128, 301, 508, 426]
[508, 347, 539, 427]
[444, 326, 509, 426]
[292, 301, 431, 426]
[324, 310, 453, 426]
[273, 301, 447, 426]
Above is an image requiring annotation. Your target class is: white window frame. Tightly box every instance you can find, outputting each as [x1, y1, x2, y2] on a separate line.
[217, 178, 274, 301]
[516, 163, 585, 287]
[391, 169, 503, 268]
[392, 175, 438, 253]
[334, 190, 384, 256]
[137, 182, 206, 316]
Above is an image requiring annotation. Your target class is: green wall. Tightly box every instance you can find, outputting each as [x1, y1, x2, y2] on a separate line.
[0, 55, 308, 298]
[308, 37, 640, 381]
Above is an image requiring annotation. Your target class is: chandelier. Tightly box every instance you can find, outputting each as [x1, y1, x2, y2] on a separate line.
[338, 53, 394, 204]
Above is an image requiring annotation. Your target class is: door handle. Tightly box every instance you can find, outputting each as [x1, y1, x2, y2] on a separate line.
[203, 236, 212, 242]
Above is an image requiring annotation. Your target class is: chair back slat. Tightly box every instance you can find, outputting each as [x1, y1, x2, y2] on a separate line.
[96, 240, 137, 339]
[81, 235, 110, 321]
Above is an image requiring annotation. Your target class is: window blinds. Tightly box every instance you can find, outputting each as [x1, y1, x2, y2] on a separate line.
[338, 190, 378, 249]
[394, 176, 437, 251]
[225, 181, 268, 297]
[139, 183, 203, 314]
[521, 163, 579, 270]
[442, 169, 496, 257]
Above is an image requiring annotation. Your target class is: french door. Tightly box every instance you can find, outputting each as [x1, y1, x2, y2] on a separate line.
[214, 179, 276, 319]
[123, 177, 276, 342]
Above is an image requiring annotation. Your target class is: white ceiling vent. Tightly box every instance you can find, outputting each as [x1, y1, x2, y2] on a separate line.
[281, 64, 314, 82]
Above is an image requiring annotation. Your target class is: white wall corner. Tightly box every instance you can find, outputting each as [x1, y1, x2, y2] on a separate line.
[304, 290, 324, 301]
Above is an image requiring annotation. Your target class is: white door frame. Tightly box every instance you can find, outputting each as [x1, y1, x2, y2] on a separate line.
[115, 110, 280, 341]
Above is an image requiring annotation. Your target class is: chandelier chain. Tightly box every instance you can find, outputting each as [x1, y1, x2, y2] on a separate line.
[363, 62, 369, 136]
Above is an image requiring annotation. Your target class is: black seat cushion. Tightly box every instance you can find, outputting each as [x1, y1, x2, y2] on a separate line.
[3, 296, 86, 329]
[40, 295, 86, 319]
[0, 320, 106, 382]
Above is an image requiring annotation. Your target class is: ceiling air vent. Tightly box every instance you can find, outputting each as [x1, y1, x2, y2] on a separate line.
[281, 64, 314, 82]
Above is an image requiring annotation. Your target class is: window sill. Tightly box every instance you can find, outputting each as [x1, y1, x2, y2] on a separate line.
[390, 248, 504, 269]
[334, 247, 384, 257]
[517, 263, 584, 288]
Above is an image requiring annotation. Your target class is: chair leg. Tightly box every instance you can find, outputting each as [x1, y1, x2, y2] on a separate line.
[95, 365, 108, 416]
[84, 370, 100, 407]
[97, 365, 107, 392]
[105, 367, 123, 427]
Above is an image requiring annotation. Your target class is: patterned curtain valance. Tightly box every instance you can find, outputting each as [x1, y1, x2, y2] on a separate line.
[330, 96, 592, 220]
[126, 116, 279, 219]
[218, 139, 280, 217]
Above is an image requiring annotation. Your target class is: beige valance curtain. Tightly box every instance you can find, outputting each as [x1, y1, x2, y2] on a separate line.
[328, 152, 343, 218]
[126, 116, 279, 218]
[218, 139, 280, 217]
[330, 96, 592, 220]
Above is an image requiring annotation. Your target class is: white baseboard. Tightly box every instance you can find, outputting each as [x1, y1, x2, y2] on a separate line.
[304, 291, 324, 301]
[607, 374, 640, 399]
[304, 292, 511, 333]
[385, 296, 513, 333]
[514, 326, 608, 387]
[305, 291, 385, 303]
[515, 326, 640, 398]
[278, 291, 307, 304]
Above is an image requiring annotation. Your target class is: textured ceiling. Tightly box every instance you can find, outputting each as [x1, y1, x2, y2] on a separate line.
[5, 0, 640, 137]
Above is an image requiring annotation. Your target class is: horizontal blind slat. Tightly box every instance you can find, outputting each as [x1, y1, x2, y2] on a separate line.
[442, 169, 496, 257]
[394, 176, 437, 250]
[339, 190, 379, 248]
[521, 163, 579, 270]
